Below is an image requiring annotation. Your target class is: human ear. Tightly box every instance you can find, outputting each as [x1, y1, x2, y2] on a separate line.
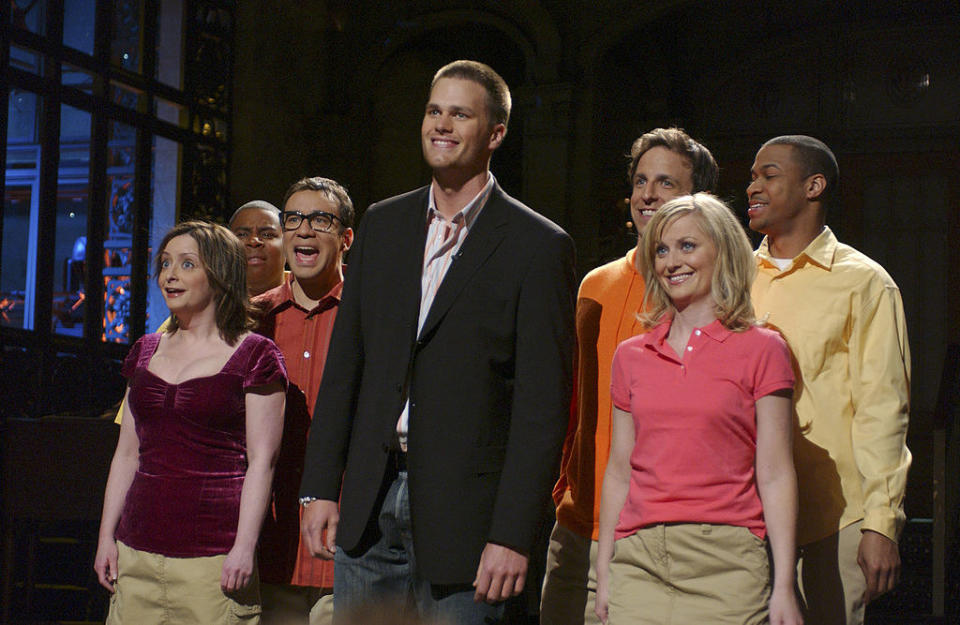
[340, 228, 354, 253]
[805, 173, 827, 202]
[487, 123, 506, 150]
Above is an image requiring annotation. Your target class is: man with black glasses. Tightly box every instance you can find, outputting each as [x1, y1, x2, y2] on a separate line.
[255, 177, 354, 625]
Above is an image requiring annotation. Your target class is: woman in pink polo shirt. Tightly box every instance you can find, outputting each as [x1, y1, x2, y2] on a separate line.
[595, 194, 803, 625]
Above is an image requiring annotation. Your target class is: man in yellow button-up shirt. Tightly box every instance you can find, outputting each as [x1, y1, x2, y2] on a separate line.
[747, 135, 911, 625]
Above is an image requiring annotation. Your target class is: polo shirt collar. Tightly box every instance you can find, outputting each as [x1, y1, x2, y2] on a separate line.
[756, 226, 838, 272]
[641, 316, 732, 357]
[699, 318, 733, 343]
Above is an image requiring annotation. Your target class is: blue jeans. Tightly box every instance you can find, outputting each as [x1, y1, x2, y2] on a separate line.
[333, 471, 505, 624]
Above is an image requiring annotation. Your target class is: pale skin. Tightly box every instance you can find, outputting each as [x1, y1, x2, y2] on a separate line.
[748, 143, 901, 600]
[302, 77, 525, 606]
[94, 235, 284, 594]
[595, 216, 802, 624]
[628, 145, 694, 235]
[281, 190, 353, 309]
[594, 404, 634, 625]
[756, 392, 803, 625]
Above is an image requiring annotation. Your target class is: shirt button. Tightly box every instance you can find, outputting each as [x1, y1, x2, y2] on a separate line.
[686, 345, 693, 351]
[694, 329, 701, 336]
[303, 350, 311, 359]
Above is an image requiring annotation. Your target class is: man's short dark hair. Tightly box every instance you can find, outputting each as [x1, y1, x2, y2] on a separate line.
[432, 60, 512, 129]
[762, 135, 839, 208]
[628, 128, 718, 194]
[228, 200, 280, 227]
[281, 177, 355, 229]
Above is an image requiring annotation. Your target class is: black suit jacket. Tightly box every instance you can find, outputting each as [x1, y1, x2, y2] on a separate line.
[300, 182, 576, 584]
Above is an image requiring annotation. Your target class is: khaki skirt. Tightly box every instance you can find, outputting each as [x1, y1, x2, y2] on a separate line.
[106, 540, 261, 625]
[609, 523, 770, 625]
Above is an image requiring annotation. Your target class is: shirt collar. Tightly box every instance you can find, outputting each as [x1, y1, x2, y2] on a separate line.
[255, 271, 344, 315]
[641, 316, 732, 355]
[755, 226, 838, 272]
[641, 318, 672, 348]
[253, 276, 292, 311]
[699, 318, 733, 343]
[427, 172, 495, 228]
[626, 247, 640, 276]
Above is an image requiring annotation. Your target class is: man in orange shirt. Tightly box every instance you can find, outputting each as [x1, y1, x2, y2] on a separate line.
[540, 128, 718, 625]
[255, 177, 354, 625]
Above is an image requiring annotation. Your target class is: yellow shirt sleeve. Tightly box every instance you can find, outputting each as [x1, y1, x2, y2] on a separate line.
[752, 228, 911, 544]
[849, 284, 912, 541]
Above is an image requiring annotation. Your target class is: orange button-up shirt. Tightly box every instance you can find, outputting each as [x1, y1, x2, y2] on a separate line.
[255, 274, 342, 588]
[554, 249, 646, 540]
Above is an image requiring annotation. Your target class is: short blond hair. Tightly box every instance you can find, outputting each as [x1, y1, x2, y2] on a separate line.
[638, 193, 756, 331]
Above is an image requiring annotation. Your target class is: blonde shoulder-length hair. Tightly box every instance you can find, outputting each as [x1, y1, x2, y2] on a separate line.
[637, 193, 756, 331]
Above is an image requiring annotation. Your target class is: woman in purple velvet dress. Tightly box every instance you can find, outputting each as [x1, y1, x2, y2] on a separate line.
[94, 221, 286, 624]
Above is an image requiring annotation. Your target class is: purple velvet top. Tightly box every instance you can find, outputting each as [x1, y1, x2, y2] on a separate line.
[116, 332, 287, 557]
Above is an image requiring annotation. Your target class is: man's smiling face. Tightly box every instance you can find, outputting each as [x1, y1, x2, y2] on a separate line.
[421, 77, 504, 175]
[629, 146, 694, 234]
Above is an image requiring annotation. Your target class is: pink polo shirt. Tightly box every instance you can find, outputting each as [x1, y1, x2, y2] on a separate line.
[610, 318, 793, 539]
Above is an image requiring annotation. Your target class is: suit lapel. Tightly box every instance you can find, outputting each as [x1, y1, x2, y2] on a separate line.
[417, 187, 510, 341]
[399, 188, 430, 341]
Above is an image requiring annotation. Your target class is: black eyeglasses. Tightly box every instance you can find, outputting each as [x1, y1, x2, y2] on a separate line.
[280, 210, 345, 233]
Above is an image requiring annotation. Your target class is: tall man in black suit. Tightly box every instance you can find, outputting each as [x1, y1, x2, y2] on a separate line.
[298, 60, 576, 623]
